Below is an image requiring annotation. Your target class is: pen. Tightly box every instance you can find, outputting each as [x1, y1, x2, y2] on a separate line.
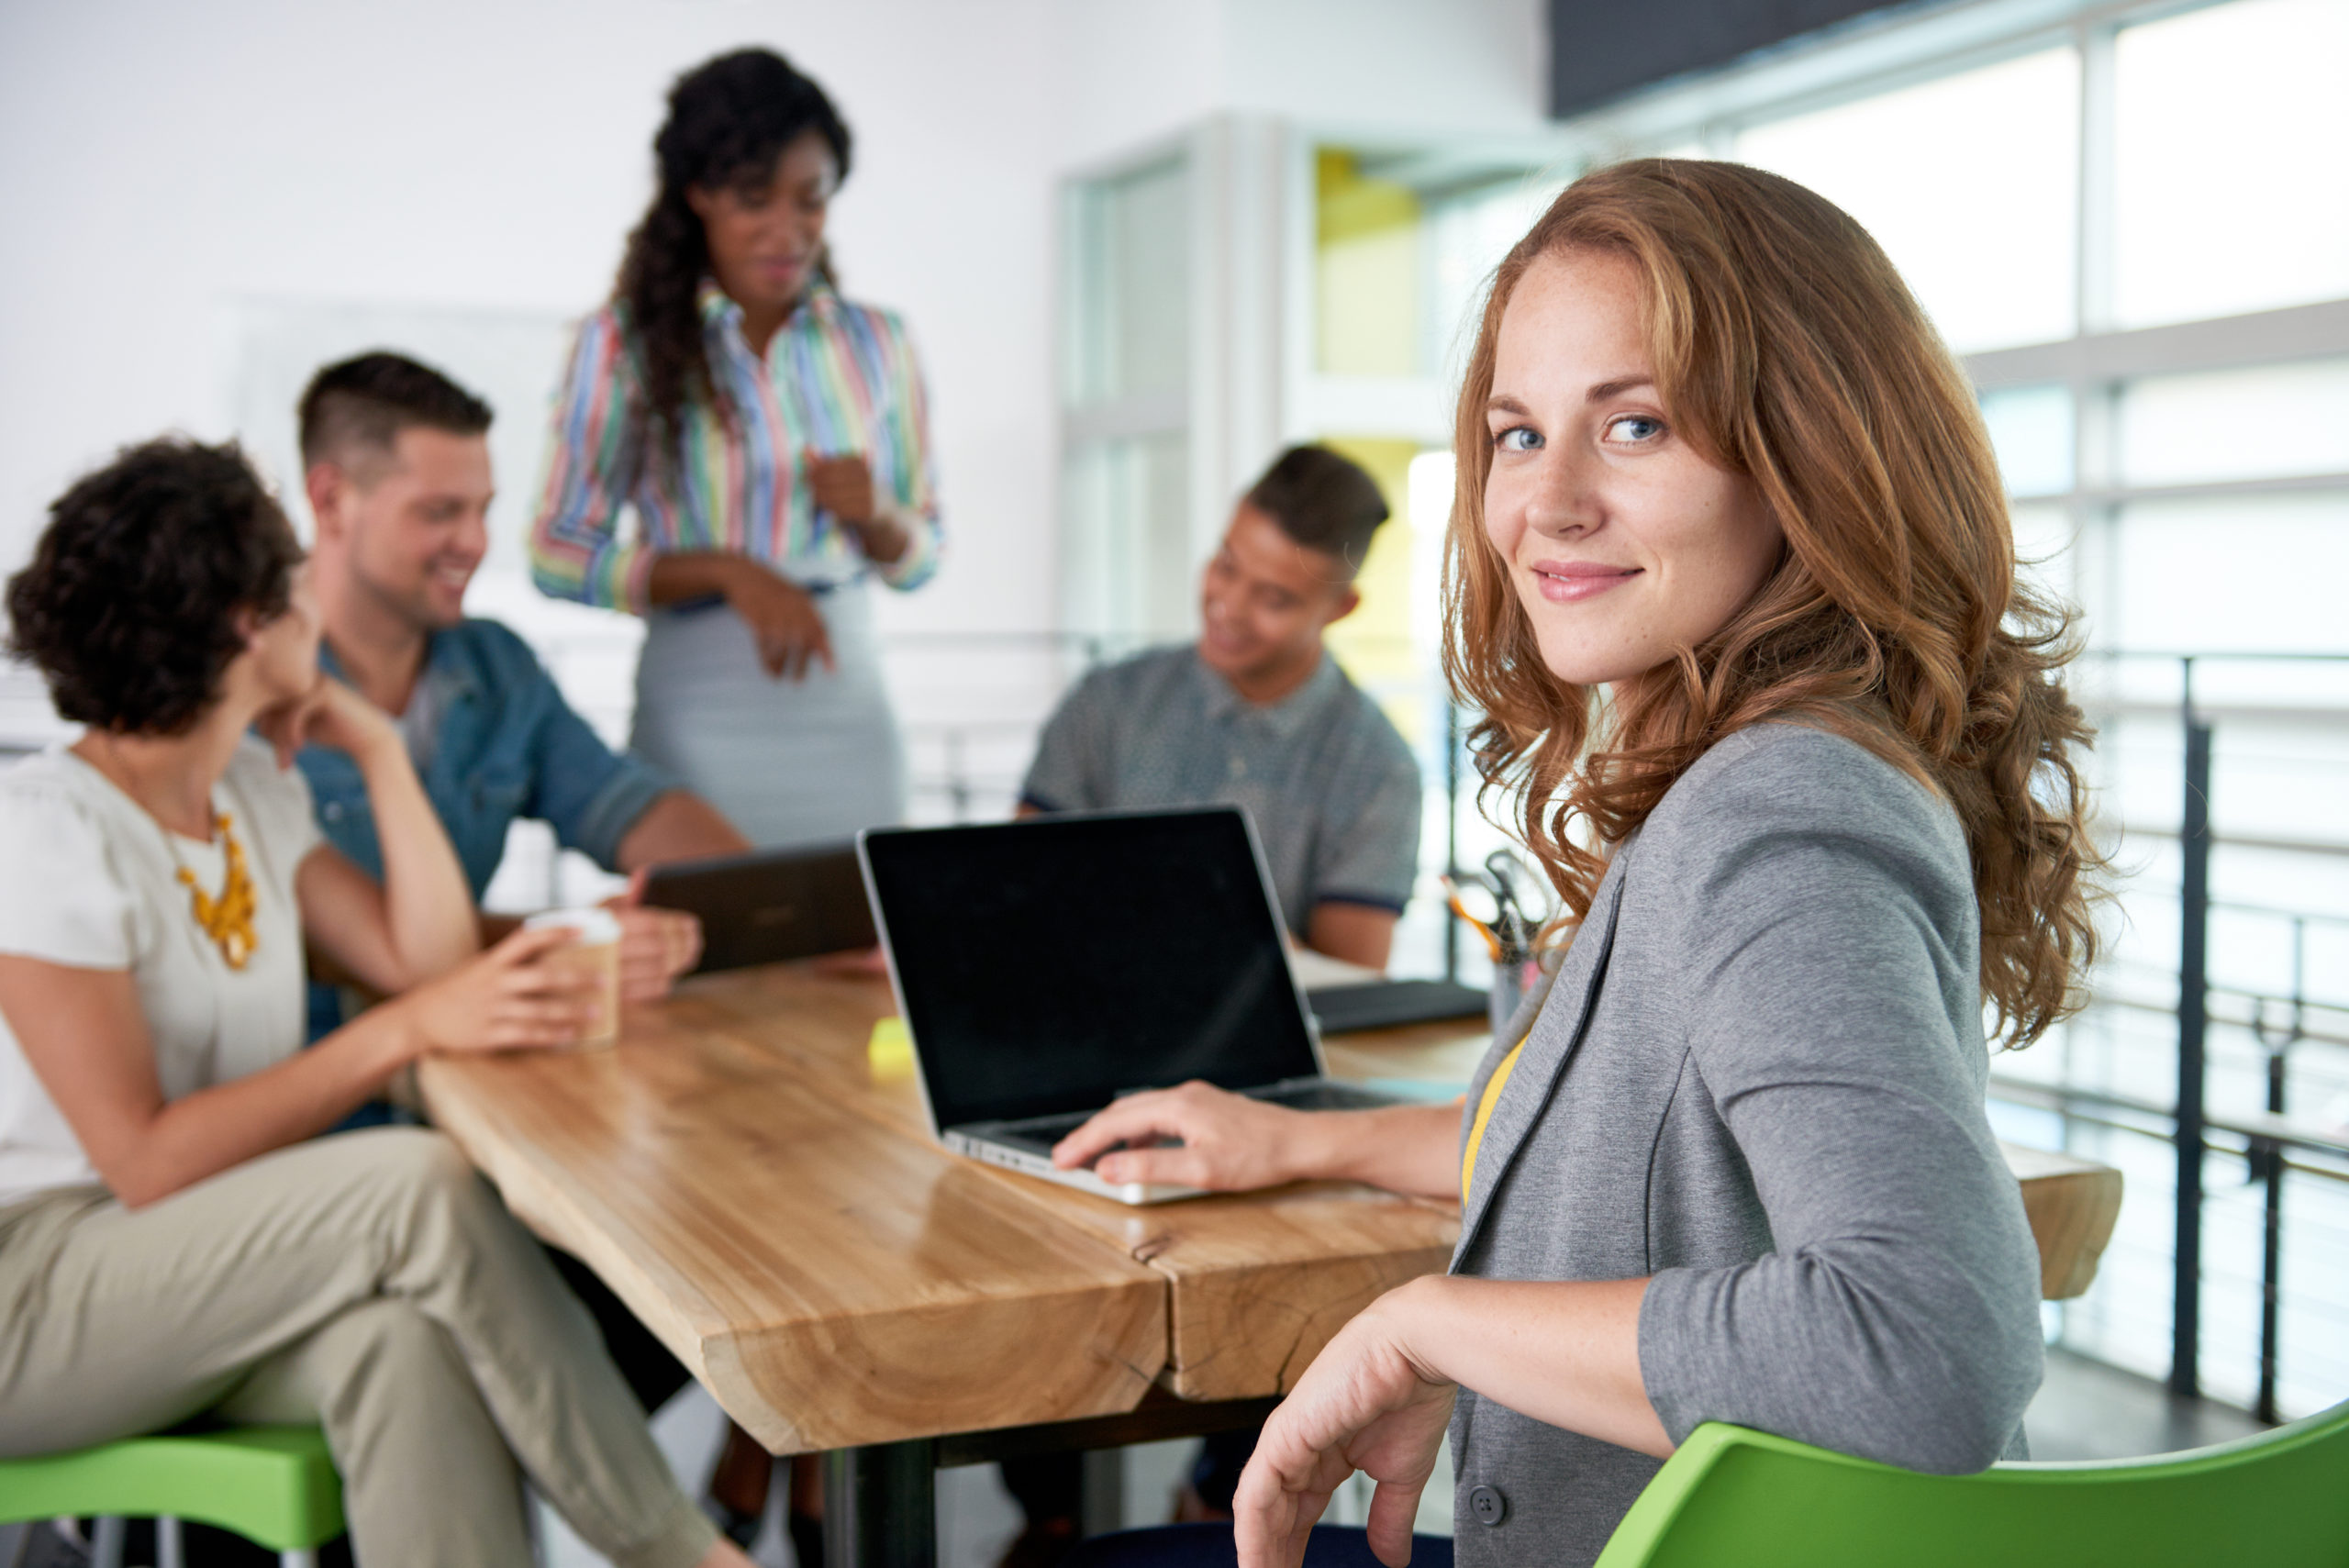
[1442, 877, 1507, 962]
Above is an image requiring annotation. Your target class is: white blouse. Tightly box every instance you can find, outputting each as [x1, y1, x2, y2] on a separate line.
[0, 738, 320, 1207]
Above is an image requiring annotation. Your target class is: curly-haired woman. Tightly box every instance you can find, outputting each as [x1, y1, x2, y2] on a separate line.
[529, 47, 941, 850]
[1050, 160, 2104, 1568]
[0, 439, 756, 1568]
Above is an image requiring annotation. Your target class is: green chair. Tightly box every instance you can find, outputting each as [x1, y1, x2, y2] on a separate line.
[0, 1425, 345, 1568]
[1595, 1397, 2349, 1567]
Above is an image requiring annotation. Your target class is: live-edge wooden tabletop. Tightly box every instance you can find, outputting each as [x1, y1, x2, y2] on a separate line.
[417, 962, 2116, 1454]
[417, 962, 1462, 1454]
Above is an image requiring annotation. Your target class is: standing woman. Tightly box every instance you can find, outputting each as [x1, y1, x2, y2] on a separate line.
[532, 48, 941, 847]
[1049, 159, 2104, 1568]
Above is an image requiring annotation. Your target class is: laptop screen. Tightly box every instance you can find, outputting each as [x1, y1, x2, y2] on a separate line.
[860, 807, 1323, 1129]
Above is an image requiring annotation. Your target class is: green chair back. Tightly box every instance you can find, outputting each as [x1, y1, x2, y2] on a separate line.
[1597, 1399, 2349, 1568]
[0, 1425, 344, 1552]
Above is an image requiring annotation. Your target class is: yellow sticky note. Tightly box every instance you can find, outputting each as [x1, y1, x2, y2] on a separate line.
[867, 1017, 914, 1083]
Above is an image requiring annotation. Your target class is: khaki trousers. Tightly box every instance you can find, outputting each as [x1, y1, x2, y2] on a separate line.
[0, 1128, 714, 1568]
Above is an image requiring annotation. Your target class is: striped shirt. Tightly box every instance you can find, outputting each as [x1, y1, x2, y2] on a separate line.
[529, 279, 941, 612]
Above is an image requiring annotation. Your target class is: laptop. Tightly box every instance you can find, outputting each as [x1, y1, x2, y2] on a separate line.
[641, 842, 876, 974]
[857, 806, 1408, 1204]
[1307, 978, 1488, 1034]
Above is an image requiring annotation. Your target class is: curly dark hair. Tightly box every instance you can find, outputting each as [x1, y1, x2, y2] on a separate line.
[6, 437, 305, 736]
[616, 48, 852, 458]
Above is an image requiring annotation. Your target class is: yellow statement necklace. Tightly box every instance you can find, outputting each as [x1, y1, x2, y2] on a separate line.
[173, 811, 259, 971]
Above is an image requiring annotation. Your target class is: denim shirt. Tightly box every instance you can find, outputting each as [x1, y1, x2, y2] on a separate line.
[297, 618, 672, 897]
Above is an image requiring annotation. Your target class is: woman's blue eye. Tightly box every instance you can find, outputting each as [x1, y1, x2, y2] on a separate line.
[1495, 427, 1542, 452]
[1606, 415, 1664, 443]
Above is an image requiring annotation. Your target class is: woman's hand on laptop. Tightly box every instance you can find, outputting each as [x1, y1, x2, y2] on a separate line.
[1052, 1082, 1315, 1192]
[1055, 1083, 1470, 1202]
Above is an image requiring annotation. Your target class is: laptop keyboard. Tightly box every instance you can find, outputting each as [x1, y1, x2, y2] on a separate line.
[980, 1109, 1096, 1155]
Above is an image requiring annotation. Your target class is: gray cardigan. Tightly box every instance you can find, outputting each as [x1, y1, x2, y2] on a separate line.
[1447, 723, 2043, 1567]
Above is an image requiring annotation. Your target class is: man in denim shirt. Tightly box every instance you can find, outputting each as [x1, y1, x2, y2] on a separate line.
[295, 353, 748, 1032]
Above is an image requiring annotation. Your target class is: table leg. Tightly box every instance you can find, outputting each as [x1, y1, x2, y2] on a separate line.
[822, 1439, 937, 1568]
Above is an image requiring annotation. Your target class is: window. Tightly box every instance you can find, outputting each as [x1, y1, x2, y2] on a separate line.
[2117, 359, 2349, 487]
[1062, 151, 1195, 645]
[1067, 156, 1189, 406]
[2112, 493, 2349, 652]
[1060, 434, 1192, 642]
[1734, 47, 2080, 353]
[1426, 172, 1571, 378]
[2113, 0, 2349, 328]
[1981, 384, 2076, 498]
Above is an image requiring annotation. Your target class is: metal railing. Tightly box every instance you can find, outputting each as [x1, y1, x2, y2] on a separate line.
[2117, 651, 2349, 1416]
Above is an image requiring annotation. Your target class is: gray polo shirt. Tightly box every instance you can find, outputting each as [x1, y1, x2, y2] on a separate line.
[1020, 645, 1421, 934]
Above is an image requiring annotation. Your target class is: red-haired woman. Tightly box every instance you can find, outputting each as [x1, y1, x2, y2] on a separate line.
[1051, 159, 2102, 1568]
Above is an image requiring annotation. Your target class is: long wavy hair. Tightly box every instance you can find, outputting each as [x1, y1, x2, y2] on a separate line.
[1442, 159, 2101, 1045]
[614, 48, 852, 456]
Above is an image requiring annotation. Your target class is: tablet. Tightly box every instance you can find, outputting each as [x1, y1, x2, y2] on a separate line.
[640, 841, 876, 974]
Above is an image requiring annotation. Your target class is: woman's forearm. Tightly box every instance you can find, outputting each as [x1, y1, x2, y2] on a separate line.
[108, 1006, 419, 1207]
[1392, 1274, 1672, 1457]
[847, 510, 911, 565]
[1064, 1086, 1464, 1197]
[647, 550, 756, 605]
[352, 730, 476, 985]
[1299, 1101, 1465, 1200]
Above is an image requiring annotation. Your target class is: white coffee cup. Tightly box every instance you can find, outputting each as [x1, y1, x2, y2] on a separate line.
[525, 907, 623, 1050]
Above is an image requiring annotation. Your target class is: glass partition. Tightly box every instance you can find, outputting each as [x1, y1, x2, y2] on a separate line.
[1066, 154, 1189, 407]
[1062, 150, 1195, 645]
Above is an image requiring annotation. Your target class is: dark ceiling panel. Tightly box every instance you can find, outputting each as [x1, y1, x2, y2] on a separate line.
[1550, 0, 1921, 117]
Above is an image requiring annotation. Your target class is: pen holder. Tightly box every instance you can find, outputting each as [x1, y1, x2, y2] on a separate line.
[1494, 929, 1550, 1041]
[1488, 952, 1537, 1040]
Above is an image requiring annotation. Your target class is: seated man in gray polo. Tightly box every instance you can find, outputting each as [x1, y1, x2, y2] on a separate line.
[1019, 445, 1419, 971]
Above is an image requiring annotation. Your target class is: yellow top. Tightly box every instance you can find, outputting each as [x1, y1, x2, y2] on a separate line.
[1460, 1038, 1527, 1200]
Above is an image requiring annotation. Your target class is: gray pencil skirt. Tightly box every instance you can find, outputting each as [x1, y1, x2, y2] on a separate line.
[629, 579, 908, 849]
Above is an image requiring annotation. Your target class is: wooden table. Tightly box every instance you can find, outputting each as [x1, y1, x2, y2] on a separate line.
[417, 962, 2121, 1566]
[417, 963, 1457, 1565]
